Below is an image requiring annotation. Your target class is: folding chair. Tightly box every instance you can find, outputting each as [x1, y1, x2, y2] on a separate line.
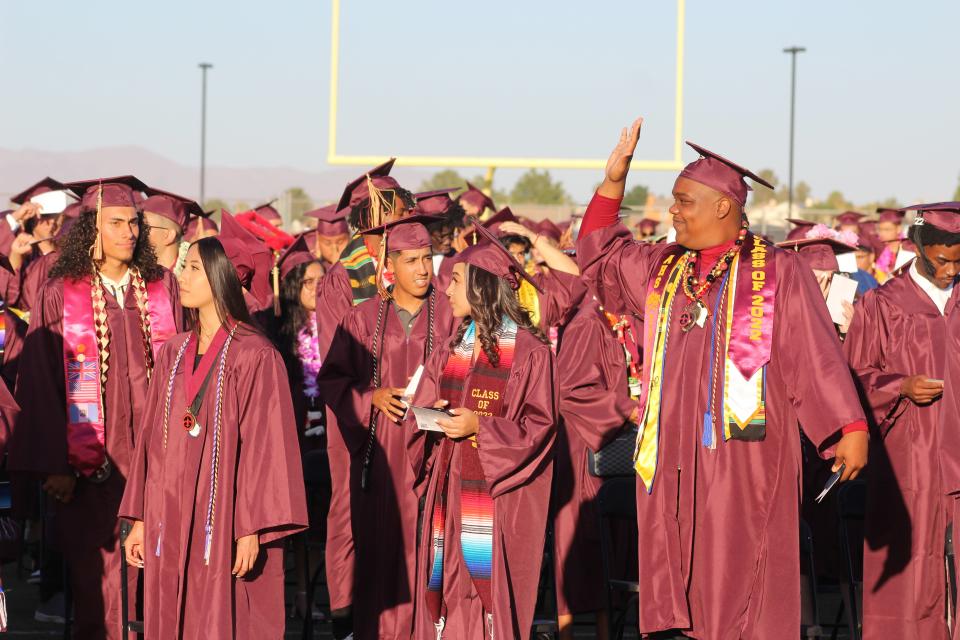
[596, 477, 639, 640]
[800, 518, 825, 638]
[834, 480, 866, 640]
[947, 522, 956, 633]
[118, 519, 144, 638]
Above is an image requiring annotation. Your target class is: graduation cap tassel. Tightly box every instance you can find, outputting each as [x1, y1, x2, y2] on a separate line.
[376, 229, 392, 301]
[92, 181, 105, 262]
[366, 174, 390, 230]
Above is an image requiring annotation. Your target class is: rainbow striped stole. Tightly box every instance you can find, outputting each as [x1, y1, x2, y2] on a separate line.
[426, 318, 517, 620]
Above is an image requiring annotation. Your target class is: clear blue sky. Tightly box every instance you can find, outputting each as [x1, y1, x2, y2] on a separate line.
[1, 0, 957, 204]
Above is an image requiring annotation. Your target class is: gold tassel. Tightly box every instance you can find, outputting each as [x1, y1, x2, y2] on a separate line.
[92, 181, 104, 262]
[272, 251, 281, 316]
[376, 229, 391, 300]
[365, 175, 391, 229]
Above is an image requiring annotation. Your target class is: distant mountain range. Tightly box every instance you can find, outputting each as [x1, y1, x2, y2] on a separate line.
[0, 146, 431, 207]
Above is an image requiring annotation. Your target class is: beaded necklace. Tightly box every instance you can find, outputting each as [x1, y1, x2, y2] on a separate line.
[677, 218, 748, 333]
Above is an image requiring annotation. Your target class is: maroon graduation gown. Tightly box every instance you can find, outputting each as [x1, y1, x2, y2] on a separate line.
[844, 273, 958, 640]
[18, 249, 58, 311]
[936, 308, 960, 640]
[578, 223, 866, 639]
[553, 300, 638, 615]
[407, 328, 558, 639]
[0, 219, 16, 258]
[0, 259, 21, 311]
[318, 290, 454, 639]
[8, 270, 180, 640]
[1, 308, 27, 390]
[118, 329, 308, 640]
[314, 260, 361, 610]
[531, 269, 583, 333]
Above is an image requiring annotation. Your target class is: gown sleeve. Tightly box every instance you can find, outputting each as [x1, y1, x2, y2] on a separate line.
[404, 344, 449, 492]
[232, 346, 309, 543]
[315, 265, 354, 362]
[937, 312, 960, 495]
[576, 221, 662, 317]
[316, 307, 374, 453]
[118, 339, 179, 522]
[842, 289, 907, 425]
[557, 310, 636, 452]
[534, 270, 587, 330]
[8, 282, 70, 476]
[773, 252, 866, 457]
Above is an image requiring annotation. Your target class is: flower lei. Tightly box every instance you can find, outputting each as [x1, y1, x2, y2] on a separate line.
[805, 224, 858, 246]
[297, 314, 322, 400]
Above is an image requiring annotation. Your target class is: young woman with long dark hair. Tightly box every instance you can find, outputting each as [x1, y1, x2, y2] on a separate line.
[276, 242, 326, 446]
[120, 237, 308, 639]
[405, 232, 558, 639]
[274, 235, 327, 622]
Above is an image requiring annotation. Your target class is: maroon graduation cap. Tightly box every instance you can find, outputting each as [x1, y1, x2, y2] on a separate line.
[303, 204, 349, 235]
[457, 182, 496, 214]
[679, 141, 773, 207]
[776, 236, 856, 272]
[277, 234, 317, 281]
[254, 201, 282, 222]
[65, 175, 150, 213]
[876, 208, 906, 224]
[900, 202, 960, 234]
[336, 158, 398, 213]
[413, 188, 459, 216]
[453, 216, 542, 293]
[141, 187, 204, 228]
[834, 211, 866, 227]
[10, 177, 68, 205]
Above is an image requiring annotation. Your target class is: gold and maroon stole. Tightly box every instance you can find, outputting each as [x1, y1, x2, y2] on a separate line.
[62, 272, 176, 476]
[634, 233, 777, 493]
[426, 317, 518, 630]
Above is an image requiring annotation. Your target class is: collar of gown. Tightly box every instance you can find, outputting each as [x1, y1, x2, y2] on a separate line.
[909, 261, 954, 315]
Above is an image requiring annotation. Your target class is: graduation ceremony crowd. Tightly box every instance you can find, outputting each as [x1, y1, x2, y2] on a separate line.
[0, 115, 957, 640]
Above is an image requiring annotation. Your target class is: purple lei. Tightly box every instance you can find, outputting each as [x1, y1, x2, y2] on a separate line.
[297, 315, 321, 400]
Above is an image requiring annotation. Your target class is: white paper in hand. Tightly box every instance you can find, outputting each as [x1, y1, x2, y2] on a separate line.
[835, 251, 858, 274]
[410, 406, 450, 432]
[826, 274, 858, 325]
[401, 365, 424, 406]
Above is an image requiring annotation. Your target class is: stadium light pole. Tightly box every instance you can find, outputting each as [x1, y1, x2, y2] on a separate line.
[198, 62, 213, 206]
[783, 47, 805, 217]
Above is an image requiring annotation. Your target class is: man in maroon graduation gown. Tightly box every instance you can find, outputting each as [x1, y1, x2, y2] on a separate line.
[140, 187, 203, 275]
[319, 217, 454, 639]
[845, 202, 960, 640]
[313, 159, 413, 636]
[8, 176, 181, 640]
[302, 204, 350, 271]
[576, 119, 869, 639]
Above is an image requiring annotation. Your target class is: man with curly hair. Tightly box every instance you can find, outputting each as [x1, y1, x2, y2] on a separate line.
[9, 176, 181, 640]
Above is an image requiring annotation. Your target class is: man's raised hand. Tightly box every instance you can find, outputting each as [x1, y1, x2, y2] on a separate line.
[599, 117, 643, 199]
